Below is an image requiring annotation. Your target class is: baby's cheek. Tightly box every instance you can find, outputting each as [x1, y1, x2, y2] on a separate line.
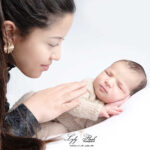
[109, 90, 122, 101]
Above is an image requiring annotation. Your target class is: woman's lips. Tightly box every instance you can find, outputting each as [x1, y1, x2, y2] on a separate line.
[41, 65, 50, 71]
[99, 84, 108, 93]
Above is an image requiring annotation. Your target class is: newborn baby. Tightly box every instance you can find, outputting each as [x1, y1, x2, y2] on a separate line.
[10, 59, 147, 139]
[54, 59, 147, 133]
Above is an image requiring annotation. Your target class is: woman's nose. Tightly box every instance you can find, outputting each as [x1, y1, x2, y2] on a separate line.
[50, 47, 61, 61]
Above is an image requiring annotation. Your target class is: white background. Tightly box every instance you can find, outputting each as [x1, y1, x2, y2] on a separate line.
[7, 0, 150, 150]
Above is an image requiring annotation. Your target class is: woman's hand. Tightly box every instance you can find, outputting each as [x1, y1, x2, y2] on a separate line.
[24, 81, 87, 123]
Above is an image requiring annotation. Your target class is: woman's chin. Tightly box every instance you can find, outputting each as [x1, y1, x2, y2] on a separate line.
[22, 71, 42, 78]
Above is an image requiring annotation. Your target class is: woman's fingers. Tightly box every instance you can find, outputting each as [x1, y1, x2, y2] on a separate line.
[47, 81, 85, 94]
[24, 81, 88, 123]
[62, 86, 87, 103]
[61, 98, 80, 112]
[47, 81, 87, 100]
[60, 81, 87, 93]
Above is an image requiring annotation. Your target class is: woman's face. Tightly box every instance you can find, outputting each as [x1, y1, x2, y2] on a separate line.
[11, 13, 74, 78]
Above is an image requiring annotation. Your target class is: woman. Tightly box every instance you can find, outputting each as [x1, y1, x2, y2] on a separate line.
[0, 0, 87, 149]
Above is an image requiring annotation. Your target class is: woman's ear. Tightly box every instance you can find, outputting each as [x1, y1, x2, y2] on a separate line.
[2, 20, 17, 44]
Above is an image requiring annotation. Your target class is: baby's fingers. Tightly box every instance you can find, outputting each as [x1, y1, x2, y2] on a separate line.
[101, 111, 110, 118]
[103, 113, 110, 118]
[111, 106, 123, 112]
[115, 108, 123, 112]
[108, 109, 123, 115]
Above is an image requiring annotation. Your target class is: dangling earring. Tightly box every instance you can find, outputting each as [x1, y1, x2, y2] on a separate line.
[4, 42, 14, 54]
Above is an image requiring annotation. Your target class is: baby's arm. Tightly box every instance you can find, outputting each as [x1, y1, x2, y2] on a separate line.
[68, 99, 104, 121]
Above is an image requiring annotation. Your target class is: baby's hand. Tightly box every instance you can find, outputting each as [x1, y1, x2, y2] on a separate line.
[99, 104, 123, 118]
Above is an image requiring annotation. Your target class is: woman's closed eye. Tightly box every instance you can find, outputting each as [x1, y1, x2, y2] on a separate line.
[48, 38, 60, 47]
[48, 37, 64, 47]
[48, 43, 59, 47]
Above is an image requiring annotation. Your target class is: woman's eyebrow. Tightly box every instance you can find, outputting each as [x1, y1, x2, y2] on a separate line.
[48, 36, 64, 40]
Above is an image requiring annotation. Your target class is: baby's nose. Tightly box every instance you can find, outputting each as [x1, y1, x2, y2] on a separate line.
[105, 78, 114, 88]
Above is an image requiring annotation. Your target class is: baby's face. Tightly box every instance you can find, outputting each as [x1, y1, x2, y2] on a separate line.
[93, 62, 142, 103]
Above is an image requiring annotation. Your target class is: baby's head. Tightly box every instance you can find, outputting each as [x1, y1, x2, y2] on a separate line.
[93, 60, 147, 104]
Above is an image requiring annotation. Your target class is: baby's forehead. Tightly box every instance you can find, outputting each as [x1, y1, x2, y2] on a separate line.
[111, 61, 128, 68]
[106, 62, 128, 71]
[110, 62, 141, 77]
[111, 62, 143, 86]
